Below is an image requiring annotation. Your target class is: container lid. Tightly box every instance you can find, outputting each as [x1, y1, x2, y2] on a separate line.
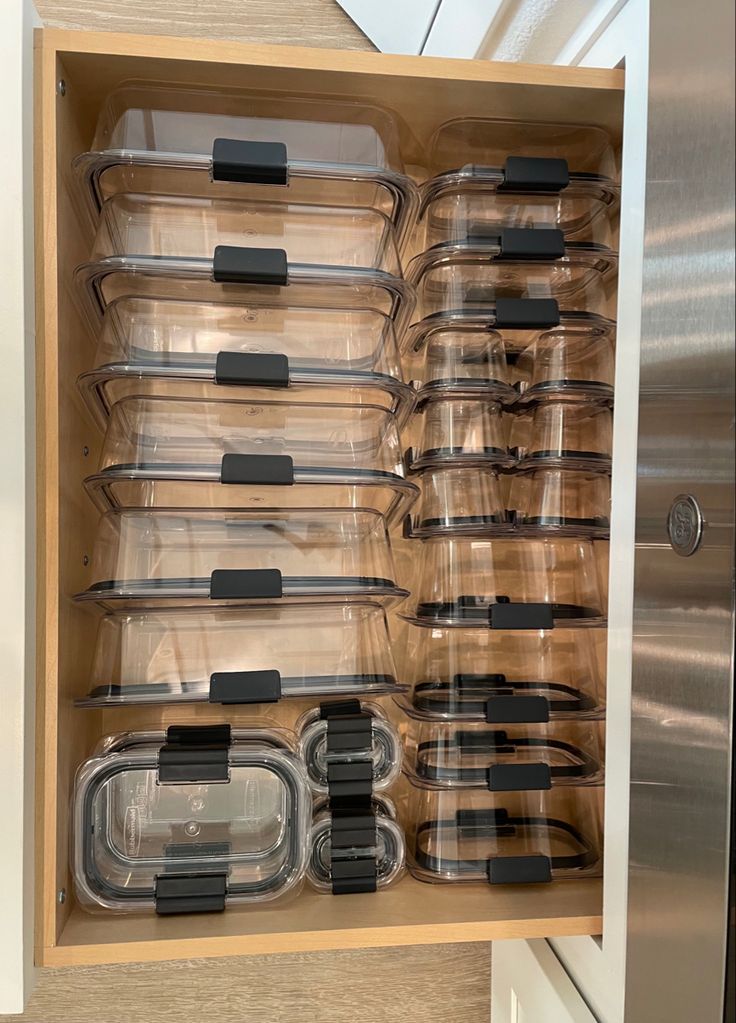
[77, 604, 404, 707]
[75, 509, 408, 612]
[73, 728, 312, 912]
[308, 807, 406, 894]
[83, 396, 418, 527]
[93, 723, 295, 755]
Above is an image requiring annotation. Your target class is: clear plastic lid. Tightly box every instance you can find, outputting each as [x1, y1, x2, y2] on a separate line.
[404, 466, 511, 538]
[508, 469, 610, 537]
[511, 401, 612, 472]
[514, 327, 614, 404]
[405, 398, 513, 472]
[84, 396, 418, 526]
[394, 624, 605, 722]
[401, 781, 602, 884]
[296, 700, 402, 796]
[308, 806, 406, 894]
[401, 537, 605, 628]
[402, 719, 603, 790]
[76, 604, 404, 707]
[73, 733, 312, 912]
[78, 297, 414, 429]
[75, 509, 407, 611]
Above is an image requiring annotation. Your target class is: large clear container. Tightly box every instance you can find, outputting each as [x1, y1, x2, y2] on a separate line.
[78, 297, 414, 429]
[308, 806, 406, 894]
[401, 537, 606, 628]
[74, 508, 408, 612]
[76, 604, 404, 707]
[84, 397, 417, 526]
[394, 625, 605, 722]
[511, 401, 613, 472]
[402, 719, 604, 790]
[405, 398, 513, 472]
[401, 781, 602, 884]
[404, 466, 511, 538]
[72, 734, 312, 912]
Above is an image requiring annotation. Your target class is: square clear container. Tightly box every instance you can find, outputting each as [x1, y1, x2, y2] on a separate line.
[394, 625, 605, 722]
[400, 781, 602, 885]
[308, 806, 406, 894]
[402, 719, 604, 790]
[72, 735, 312, 912]
[405, 398, 514, 473]
[83, 397, 418, 527]
[74, 508, 408, 612]
[77, 297, 415, 430]
[401, 537, 606, 628]
[510, 401, 613, 473]
[404, 466, 512, 538]
[76, 604, 404, 707]
[72, 82, 417, 243]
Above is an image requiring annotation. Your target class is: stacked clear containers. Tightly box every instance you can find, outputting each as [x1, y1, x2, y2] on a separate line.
[396, 118, 616, 886]
[70, 84, 417, 913]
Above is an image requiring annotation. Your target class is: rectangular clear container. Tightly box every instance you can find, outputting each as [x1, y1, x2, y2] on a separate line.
[74, 508, 408, 611]
[77, 297, 414, 429]
[84, 397, 418, 527]
[76, 604, 404, 707]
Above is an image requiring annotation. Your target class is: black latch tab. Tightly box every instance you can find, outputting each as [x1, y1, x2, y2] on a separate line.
[331, 857, 377, 895]
[488, 855, 552, 885]
[498, 228, 565, 260]
[215, 351, 289, 387]
[212, 138, 288, 185]
[166, 723, 232, 746]
[330, 809, 378, 894]
[326, 760, 374, 803]
[158, 728, 230, 784]
[320, 699, 363, 719]
[494, 297, 561, 329]
[486, 695, 551, 724]
[326, 714, 372, 755]
[209, 568, 283, 600]
[213, 245, 288, 286]
[488, 762, 552, 792]
[499, 156, 569, 194]
[220, 453, 294, 485]
[209, 669, 282, 705]
[489, 601, 555, 630]
[155, 872, 228, 915]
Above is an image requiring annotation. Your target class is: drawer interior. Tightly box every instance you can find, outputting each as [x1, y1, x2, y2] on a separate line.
[35, 28, 623, 966]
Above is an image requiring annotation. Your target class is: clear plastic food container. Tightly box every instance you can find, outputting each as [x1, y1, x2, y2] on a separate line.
[401, 537, 606, 628]
[394, 625, 605, 722]
[297, 700, 402, 798]
[72, 726, 312, 912]
[403, 322, 515, 405]
[403, 719, 603, 790]
[511, 401, 613, 472]
[73, 82, 417, 243]
[508, 469, 610, 537]
[84, 397, 418, 526]
[74, 509, 408, 612]
[76, 604, 404, 707]
[401, 782, 602, 884]
[404, 466, 511, 538]
[514, 325, 615, 404]
[308, 806, 406, 894]
[405, 398, 513, 472]
[78, 297, 414, 429]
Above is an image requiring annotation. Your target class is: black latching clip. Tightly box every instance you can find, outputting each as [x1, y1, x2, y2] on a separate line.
[330, 809, 378, 895]
[158, 723, 231, 783]
[154, 872, 228, 915]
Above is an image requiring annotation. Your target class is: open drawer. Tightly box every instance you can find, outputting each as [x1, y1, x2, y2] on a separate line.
[34, 28, 622, 967]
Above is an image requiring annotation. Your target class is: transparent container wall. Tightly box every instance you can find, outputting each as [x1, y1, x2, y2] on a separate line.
[406, 467, 510, 538]
[402, 537, 606, 627]
[78, 297, 409, 426]
[73, 745, 312, 911]
[91, 195, 402, 276]
[75, 509, 407, 611]
[508, 469, 611, 537]
[404, 324, 515, 404]
[308, 808, 406, 893]
[402, 718, 604, 789]
[394, 624, 605, 721]
[511, 401, 613, 472]
[406, 398, 513, 472]
[79, 604, 402, 707]
[515, 326, 615, 403]
[401, 781, 603, 884]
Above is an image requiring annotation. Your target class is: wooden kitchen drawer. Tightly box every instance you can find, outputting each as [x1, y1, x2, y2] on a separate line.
[34, 27, 622, 968]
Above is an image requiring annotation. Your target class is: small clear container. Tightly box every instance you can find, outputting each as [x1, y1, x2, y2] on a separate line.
[405, 398, 513, 472]
[511, 401, 612, 472]
[394, 625, 605, 721]
[297, 700, 402, 797]
[84, 397, 418, 527]
[403, 719, 603, 790]
[74, 509, 408, 612]
[308, 806, 406, 893]
[401, 781, 602, 884]
[73, 734, 312, 912]
[402, 537, 605, 628]
[514, 328, 614, 403]
[508, 470, 611, 537]
[404, 467, 510, 538]
[78, 297, 414, 429]
[76, 604, 404, 707]
[403, 323, 515, 404]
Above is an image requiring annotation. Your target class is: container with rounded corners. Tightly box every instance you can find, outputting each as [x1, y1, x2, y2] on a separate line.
[72, 733, 312, 912]
[508, 469, 610, 537]
[402, 719, 604, 790]
[308, 805, 406, 894]
[296, 700, 402, 797]
[401, 536, 606, 628]
[514, 326, 614, 404]
[76, 603, 405, 707]
[403, 323, 515, 405]
[405, 398, 513, 473]
[77, 296, 414, 430]
[404, 466, 511, 538]
[511, 401, 613, 473]
[74, 508, 408, 612]
[92, 723, 296, 756]
[83, 396, 418, 526]
[401, 780, 602, 884]
[394, 625, 605, 722]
